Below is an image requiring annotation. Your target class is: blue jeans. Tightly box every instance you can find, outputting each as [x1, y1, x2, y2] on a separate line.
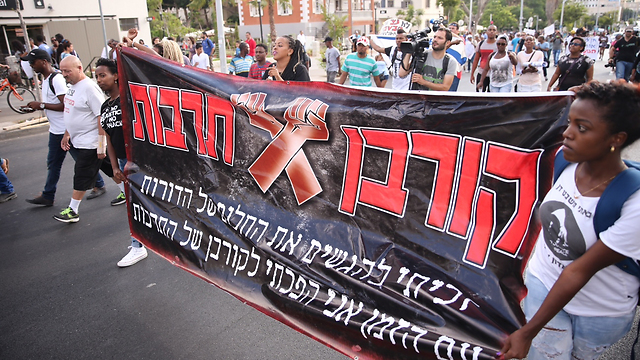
[490, 84, 512, 93]
[118, 158, 142, 249]
[68, 145, 105, 189]
[523, 272, 635, 360]
[449, 76, 459, 91]
[553, 49, 562, 66]
[466, 54, 474, 71]
[42, 133, 68, 201]
[616, 60, 634, 81]
[0, 158, 14, 194]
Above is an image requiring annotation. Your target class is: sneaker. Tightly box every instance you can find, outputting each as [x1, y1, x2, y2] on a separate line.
[117, 246, 148, 267]
[53, 207, 79, 223]
[0, 192, 17, 203]
[26, 195, 54, 207]
[110, 192, 126, 206]
[86, 187, 106, 200]
[1, 158, 8, 174]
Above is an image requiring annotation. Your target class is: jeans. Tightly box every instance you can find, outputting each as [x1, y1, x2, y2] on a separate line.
[490, 84, 512, 92]
[523, 272, 635, 360]
[0, 158, 14, 194]
[326, 71, 337, 83]
[42, 133, 68, 201]
[68, 145, 105, 189]
[118, 158, 142, 249]
[466, 54, 474, 71]
[616, 60, 634, 81]
[449, 76, 459, 91]
[553, 49, 562, 66]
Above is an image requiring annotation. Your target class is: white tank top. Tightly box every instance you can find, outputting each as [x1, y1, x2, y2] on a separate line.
[489, 53, 514, 87]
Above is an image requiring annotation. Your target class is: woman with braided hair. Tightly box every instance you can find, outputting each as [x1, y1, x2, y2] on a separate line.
[498, 80, 640, 360]
[262, 35, 310, 81]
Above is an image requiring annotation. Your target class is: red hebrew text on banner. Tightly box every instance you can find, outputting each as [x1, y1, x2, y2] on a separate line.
[117, 48, 570, 360]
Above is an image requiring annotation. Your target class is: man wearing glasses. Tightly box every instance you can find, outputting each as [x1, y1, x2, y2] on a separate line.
[470, 25, 498, 92]
[609, 26, 639, 81]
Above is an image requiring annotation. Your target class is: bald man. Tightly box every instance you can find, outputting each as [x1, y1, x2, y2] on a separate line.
[54, 56, 108, 223]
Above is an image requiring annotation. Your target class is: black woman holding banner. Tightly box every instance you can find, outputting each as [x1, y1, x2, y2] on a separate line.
[498, 80, 640, 360]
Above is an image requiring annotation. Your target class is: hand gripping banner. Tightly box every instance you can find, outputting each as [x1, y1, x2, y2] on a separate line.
[117, 47, 571, 360]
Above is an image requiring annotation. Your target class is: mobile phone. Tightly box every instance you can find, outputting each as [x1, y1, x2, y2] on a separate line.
[20, 106, 33, 112]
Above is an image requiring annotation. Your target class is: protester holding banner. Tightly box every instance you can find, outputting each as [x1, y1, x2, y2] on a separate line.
[95, 58, 149, 267]
[498, 80, 640, 360]
[263, 36, 310, 81]
[517, 36, 544, 92]
[547, 37, 593, 92]
[478, 35, 517, 93]
[398, 27, 456, 91]
[471, 25, 498, 92]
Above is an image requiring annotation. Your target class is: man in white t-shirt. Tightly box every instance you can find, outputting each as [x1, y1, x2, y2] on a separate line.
[324, 36, 341, 83]
[191, 43, 210, 70]
[54, 56, 107, 223]
[21, 49, 69, 207]
[297, 30, 306, 50]
[370, 29, 411, 91]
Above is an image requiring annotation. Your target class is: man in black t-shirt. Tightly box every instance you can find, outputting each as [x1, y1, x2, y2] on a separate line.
[609, 26, 639, 81]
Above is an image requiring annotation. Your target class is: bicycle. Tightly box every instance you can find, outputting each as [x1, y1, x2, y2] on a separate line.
[0, 69, 37, 114]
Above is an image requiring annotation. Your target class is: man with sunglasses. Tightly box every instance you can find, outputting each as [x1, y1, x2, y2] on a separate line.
[20, 49, 68, 206]
[609, 26, 639, 81]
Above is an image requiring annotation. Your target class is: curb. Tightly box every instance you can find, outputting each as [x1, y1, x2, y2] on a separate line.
[0, 123, 49, 141]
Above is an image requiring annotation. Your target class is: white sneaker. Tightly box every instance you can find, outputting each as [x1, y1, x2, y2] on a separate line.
[117, 246, 148, 267]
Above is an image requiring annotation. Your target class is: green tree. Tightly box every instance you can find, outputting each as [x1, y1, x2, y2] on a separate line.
[189, 0, 212, 29]
[436, 0, 460, 23]
[396, 4, 425, 27]
[480, 0, 518, 28]
[321, 5, 348, 42]
[553, 1, 587, 27]
[597, 11, 616, 28]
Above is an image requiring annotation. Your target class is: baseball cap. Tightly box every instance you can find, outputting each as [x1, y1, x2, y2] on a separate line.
[356, 37, 369, 47]
[625, 26, 634, 32]
[21, 49, 51, 63]
[324, 36, 333, 42]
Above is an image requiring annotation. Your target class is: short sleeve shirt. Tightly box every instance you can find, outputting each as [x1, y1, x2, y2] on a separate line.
[64, 78, 105, 149]
[417, 51, 457, 90]
[325, 47, 341, 72]
[341, 53, 380, 87]
[100, 98, 126, 159]
[42, 72, 68, 135]
[557, 55, 594, 91]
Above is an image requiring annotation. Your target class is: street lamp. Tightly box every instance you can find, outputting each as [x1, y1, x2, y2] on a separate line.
[257, 0, 264, 43]
[560, 0, 567, 32]
[535, 15, 539, 32]
[519, 0, 524, 32]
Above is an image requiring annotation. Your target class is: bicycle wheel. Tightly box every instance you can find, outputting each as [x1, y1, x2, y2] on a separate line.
[7, 86, 36, 114]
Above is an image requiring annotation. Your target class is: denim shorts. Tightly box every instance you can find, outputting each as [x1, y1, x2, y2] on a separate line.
[523, 271, 636, 360]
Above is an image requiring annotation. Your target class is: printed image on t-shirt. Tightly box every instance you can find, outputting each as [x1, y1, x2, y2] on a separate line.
[540, 200, 586, 260]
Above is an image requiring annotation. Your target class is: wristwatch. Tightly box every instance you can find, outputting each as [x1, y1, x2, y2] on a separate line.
[40, 103, 46, 110]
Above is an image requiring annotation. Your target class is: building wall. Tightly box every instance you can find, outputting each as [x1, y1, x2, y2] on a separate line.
[0, 0, 150, 66]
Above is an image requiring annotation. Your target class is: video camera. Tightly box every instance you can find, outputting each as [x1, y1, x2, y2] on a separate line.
[399, 16, 448, 90]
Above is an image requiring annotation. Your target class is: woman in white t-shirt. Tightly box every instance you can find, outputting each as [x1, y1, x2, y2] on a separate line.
[516, 36, 544, 92]
[499, 81, 640, 360]
[477, 35, 518, 93]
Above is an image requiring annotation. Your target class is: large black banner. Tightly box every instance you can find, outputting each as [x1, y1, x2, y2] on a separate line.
[118, 48, 570, 360]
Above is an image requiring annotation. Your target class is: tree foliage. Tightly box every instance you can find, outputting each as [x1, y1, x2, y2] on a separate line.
[436, 0, 460, 22]
[395, 4, 426, 27]
[553, 1, 587, 27]
[321, 5, 348, 42]
[479, 0, 518, 29]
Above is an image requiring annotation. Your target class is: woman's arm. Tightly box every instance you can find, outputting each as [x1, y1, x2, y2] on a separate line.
[547, 67, 561, 91]
[498, 240, 626, 360]
[586, 63, 594, 83]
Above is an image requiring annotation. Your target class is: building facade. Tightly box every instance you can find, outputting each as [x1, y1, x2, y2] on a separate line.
[0, 0, 151, 67]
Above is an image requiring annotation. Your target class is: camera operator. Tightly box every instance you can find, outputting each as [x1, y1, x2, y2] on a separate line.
[369, 29, 411, 91]
[398, 27, 457, 91]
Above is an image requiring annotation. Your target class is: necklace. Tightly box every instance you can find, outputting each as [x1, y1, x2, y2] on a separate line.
[574, 164, 617, 199]
[107, 95, 120, 107]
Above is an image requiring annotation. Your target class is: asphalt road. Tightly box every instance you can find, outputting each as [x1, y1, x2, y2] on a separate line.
[1, 57, 639, 360]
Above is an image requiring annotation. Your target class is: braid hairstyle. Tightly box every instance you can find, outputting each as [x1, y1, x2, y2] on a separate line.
[282, 35, 305, 74]
[574, 80, 640, 149]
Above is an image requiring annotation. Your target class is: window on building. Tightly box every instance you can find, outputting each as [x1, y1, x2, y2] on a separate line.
[314, 0, 323, 13]
[278, 0, 292, 15]
[381, 0, 386, 6]
[425, 0, 430, 7]
[336, 0, 342, 10]
[400, 0, 409, 8]
[249, 3, 261, 16]
[119, 18, 139, 31]
[353, 0, 361, 10]
[387, 0, 394, 7]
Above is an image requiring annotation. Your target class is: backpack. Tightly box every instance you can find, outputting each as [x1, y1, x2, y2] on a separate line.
[412, 52, 451, 90]
[48, 71, 61, 95]
[553, 149, 640, 278]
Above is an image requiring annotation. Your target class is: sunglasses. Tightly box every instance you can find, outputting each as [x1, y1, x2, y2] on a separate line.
[569, 42, 582, 46]
[496, 43, 507, 46]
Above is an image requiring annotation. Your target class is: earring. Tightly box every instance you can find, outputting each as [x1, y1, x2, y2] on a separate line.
[611, 145, 615, 152]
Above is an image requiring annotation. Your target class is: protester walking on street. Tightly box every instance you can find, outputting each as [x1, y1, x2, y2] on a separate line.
[248, 44, 271, 80]
[498, 80, 640, 360]
[20, 49, 68, 207]
[338, 37, 382, 87]
[478, 35, 517, 93]
[323, 37, 341, 83]
[201, 32, 215, 71]
[399, 27, 456, 91]
[609, 26, 639, 82]
[191, 44, 210, 70]
[370, 29, 410, 91]
[471, 24, 498, 92]
[245, 32, 257, 58]
[54, 56, 107, 223]
[0, 157, 16, 203]
[95, 57, 148, 267]
[517, 36, 545, 92]
[229, 42, 253, 77]
[263, 36, 310, 82]
[548, 37, 593, 91]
